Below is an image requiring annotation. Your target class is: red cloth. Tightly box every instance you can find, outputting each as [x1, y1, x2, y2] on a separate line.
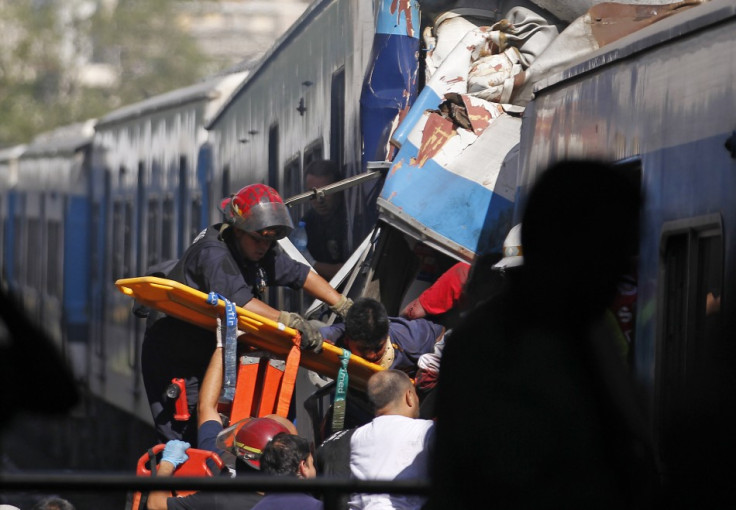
[418, 262, 470, 315]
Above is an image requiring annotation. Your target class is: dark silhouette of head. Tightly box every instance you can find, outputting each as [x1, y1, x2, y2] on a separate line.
[520, 159, 640, 322]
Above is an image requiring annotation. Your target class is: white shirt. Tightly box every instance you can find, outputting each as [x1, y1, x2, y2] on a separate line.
[348, 414, 435, 510]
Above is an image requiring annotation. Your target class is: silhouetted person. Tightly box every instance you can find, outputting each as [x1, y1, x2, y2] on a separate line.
[0, 287, 78, 429]
[430, 160, 657, 509]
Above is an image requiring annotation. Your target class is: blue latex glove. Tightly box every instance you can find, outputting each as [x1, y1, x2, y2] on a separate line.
[161, 440, 190, 467]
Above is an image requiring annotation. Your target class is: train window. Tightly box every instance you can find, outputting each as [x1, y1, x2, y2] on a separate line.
[330, 67, 345, 168]
[112, 200, 123, 281]
[178, 156, 189, 255]
[303, 140, 323, 168]
[47, 220, 62, 298]
[657, 214, 724, 470]
[13, 213, 24, 284]
[268, 124, 279, 189]
[190, 195, 202, 243]
[147, 198, 161, 268]
[162, 196, 174, 261]
[222, 165, 231, 198]
[27, 217, 42, 289]
[124, 201, 133, 278]
[283, 155, 301, 223]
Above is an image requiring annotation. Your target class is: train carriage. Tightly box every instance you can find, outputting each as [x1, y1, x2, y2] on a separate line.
[9, 122, 95, 358]
[0, 144, 25, 288]
[516, 0, 736, 499]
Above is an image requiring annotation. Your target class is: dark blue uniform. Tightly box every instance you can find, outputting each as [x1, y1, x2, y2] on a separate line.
[142, 224, 310, 444]
[319, 317, 445, 377]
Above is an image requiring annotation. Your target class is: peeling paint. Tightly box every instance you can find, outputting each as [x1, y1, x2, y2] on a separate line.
[391, 0, 416, 38]
[444, 76, 466, 85]
[416, 113, 456, 167]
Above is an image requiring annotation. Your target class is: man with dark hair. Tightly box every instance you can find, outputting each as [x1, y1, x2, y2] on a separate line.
[252, 433, 322, 510]
[320, 297, 444, 376]
[300, 159, 349, 280]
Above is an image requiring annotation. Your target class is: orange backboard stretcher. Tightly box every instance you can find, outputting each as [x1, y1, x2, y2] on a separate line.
[115, 277, 382, 397]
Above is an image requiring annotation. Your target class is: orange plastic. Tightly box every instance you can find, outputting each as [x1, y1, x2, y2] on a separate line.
[129, 444, 227, 509]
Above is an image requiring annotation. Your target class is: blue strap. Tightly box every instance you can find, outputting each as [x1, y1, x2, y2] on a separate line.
[331, 349, 351, 432]
[207, 292, 237, 403]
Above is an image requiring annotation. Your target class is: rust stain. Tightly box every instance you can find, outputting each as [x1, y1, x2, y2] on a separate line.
[445, 76, 465, 85]
[461, 95, 493, 135]
[588, 1, 702, 47]
[391, 0, 415, 38]
[416, 113, 456, 167]
[390, 159, 404, 175]
[387, 191, 398, 202]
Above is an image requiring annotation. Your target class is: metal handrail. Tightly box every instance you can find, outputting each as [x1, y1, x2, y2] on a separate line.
[0, 472, 430, 493]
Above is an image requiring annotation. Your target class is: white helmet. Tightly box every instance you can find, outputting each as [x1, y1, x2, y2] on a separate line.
[493, 224, 523, 271]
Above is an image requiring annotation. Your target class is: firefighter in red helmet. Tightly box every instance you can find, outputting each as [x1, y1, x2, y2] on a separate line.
[142, 183, 352, 446]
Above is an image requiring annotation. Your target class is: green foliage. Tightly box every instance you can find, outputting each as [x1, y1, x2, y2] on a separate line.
[0, 0, 213, 147]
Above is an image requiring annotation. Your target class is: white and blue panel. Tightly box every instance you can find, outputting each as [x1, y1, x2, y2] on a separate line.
[378, 112, 521, 258]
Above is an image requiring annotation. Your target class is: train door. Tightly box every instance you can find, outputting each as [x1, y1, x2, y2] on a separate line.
[655, 214, 729, 499]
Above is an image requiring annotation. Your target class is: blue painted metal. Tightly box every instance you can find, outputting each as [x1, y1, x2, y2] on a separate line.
[63, 196, 91, 335]
[360, 0, 420, 167]
[378, 101, 521, 261]
[379, 144, 513, 258]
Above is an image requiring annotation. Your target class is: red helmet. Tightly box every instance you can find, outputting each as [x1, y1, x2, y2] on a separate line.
[216, 417, 291, 469]
[220, 184, 293, 240]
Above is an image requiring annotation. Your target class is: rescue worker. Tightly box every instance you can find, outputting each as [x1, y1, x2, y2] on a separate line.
[146, 418, 292, 510]
[142, 183, 352, 445]
[146, 336, 296, 510]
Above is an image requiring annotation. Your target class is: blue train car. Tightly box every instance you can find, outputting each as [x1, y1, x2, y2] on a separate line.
[517, 0, 736, 500]
[9, 122, 94, 359]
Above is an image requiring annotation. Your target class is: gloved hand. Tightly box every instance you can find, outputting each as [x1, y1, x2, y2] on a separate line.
[161, 439, 190, 468]
[278, 311, 324, 353]
[329, 294, 353, 319]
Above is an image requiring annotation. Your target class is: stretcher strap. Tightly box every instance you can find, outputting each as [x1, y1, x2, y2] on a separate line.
[207, 292, 237, 403]
[331, 349, 351, 432]
[276, 334, 302, 417]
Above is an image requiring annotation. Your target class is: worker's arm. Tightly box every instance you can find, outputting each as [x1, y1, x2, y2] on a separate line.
[198, 346, 224, 428]
[302, 270, 342, 306]
[241, 297, 281, 321]
[146, 440, 189, 510]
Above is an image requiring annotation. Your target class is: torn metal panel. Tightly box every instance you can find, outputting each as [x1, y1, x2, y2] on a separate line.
[392, 7, 556, 147]
[360, 0, 420, 167]
[377, 101, 521, 261]
[512, 0, 704, 104]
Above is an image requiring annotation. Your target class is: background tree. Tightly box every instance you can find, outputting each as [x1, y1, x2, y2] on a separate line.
[0, 0, 212, 148]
